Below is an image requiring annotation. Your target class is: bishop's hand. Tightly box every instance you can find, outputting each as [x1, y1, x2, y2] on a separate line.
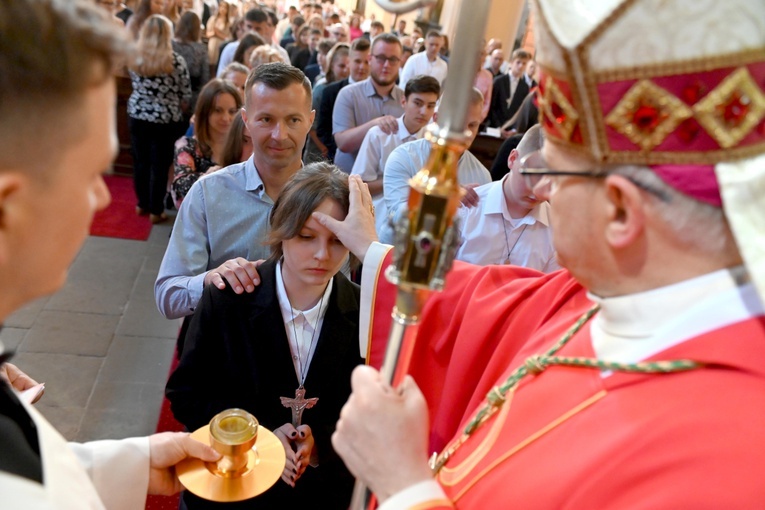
[332, 366, 433, 503]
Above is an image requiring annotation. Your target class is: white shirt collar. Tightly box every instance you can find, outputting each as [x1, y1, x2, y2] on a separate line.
[275, 260, 334, 384]
[589, 266, 764, 365]
[396, 115, 424, 143]
[275, 260, 333, 323]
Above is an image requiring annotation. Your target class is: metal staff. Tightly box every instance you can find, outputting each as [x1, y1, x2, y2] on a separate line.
[350, 0, 492, 508]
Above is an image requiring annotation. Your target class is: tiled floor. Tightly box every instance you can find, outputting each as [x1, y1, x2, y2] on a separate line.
[1, 218, 181, 442]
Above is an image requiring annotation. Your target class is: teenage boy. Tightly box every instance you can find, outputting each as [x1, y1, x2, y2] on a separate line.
[351, 75, 440, 236]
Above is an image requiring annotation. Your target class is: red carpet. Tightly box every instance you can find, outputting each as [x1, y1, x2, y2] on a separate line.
[90, 175, 152, 241]
[146, 353, 184, 510]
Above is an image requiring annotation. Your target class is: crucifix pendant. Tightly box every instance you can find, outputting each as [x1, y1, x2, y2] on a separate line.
[280, 386, 318, 426]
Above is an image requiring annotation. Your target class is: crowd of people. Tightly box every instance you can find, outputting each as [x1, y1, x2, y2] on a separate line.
[105, 0, 542, 234]
[5, 0, 765, 509]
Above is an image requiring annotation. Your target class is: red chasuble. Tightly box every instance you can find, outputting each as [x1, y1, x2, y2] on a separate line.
[366, 249, 765, 508]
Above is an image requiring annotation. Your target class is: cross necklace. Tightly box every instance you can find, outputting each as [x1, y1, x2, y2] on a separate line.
[280, 290, 325, 426]
[502, 219, 529, 265]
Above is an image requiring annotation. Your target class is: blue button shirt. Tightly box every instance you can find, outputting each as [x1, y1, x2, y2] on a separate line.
[155, 156, 275, 319]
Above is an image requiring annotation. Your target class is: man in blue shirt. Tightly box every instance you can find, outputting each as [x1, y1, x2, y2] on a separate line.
[155, 63, 314, 320]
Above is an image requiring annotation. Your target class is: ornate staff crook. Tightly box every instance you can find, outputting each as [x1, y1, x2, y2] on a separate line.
[349, 1, 492, 509]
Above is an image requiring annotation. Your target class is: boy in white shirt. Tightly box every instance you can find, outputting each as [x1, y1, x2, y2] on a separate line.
[351, 75, 440, 236]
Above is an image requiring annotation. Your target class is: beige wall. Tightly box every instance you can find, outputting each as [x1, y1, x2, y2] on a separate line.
[484, 0, 527, 52]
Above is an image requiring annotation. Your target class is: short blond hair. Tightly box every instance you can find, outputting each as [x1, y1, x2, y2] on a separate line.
[249, 46, 286, 70]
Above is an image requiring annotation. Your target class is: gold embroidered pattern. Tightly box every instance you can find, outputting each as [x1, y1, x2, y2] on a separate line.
[693, 67, 765, 149]
[540, 76, 580, 142]
[604, 80, 693, 151]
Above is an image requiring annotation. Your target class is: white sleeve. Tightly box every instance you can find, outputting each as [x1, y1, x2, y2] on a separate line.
[359, 241, 393, 358]
[154, 181, 211, 319]
[383, 145, 417, 230]
[378, 480, 451, 510]
[69, 437, 151, 510]
[351, 128, 384, 182]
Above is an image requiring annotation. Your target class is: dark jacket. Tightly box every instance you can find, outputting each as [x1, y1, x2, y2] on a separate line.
[489, 74, 535, 128]
[166, 259, 362, 509]
[317, 77, 350, 162]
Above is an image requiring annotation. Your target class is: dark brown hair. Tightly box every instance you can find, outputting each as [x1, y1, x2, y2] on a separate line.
[175, 11, 201, 43]
[194, 79, 243, 159]
[233, 32, 267, 65]
[220, 111, 250, 167]
[351, 37, 370, 53]
[404, 75, 440, 98]
[266, 162, 350, 262]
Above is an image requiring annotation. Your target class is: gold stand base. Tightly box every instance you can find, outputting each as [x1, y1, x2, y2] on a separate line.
[177, 425, 286, 502]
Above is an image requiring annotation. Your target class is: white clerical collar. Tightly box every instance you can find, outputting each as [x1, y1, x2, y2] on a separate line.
[588, 266, 764, 366]
[275, 260, 333, 325]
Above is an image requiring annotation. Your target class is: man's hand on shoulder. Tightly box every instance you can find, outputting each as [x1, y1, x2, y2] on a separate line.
[376, 115, 399, 135]
[203, 258, 264, 294]
[460, 184, 481, 208]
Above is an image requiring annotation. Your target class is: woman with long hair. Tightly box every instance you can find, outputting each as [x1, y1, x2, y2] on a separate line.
[167, 163, 361, 510]
[286, 24, 311, 69]
[173, 10, 210, 115]
[232, 31, 267, 67]
[205, 0, 231, 66]
[220, 111, 253, 168]
[128, 14, 191, 223]
[126, 0, 165, 39]
[171, 78, 241, 207]
[305, 43, 349, 162]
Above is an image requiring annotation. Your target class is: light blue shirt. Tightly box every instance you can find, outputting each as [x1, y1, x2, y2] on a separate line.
[332, 78, 404, 173]
[380, 138, 491, 244]
[155, 156, 275, 319]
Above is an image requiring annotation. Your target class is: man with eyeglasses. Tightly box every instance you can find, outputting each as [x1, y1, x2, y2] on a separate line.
[399, 30, 448, 90]
[311, 0, 765, 507]
[332, 33, 404, 173]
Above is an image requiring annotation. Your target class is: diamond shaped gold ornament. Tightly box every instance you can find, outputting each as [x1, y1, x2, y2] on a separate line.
[605, 80, 693, 151]
[693, 67, 765, 149]
[540, 76, 580, 141]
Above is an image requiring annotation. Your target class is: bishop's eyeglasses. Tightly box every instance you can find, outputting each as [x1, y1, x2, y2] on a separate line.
[519, 150, 671, 201]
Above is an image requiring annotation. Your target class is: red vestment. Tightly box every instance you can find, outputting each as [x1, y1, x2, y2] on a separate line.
[366, 249, 765, 508]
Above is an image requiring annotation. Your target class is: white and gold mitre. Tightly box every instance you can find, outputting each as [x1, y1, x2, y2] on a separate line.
[531, 0, 765, 296]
